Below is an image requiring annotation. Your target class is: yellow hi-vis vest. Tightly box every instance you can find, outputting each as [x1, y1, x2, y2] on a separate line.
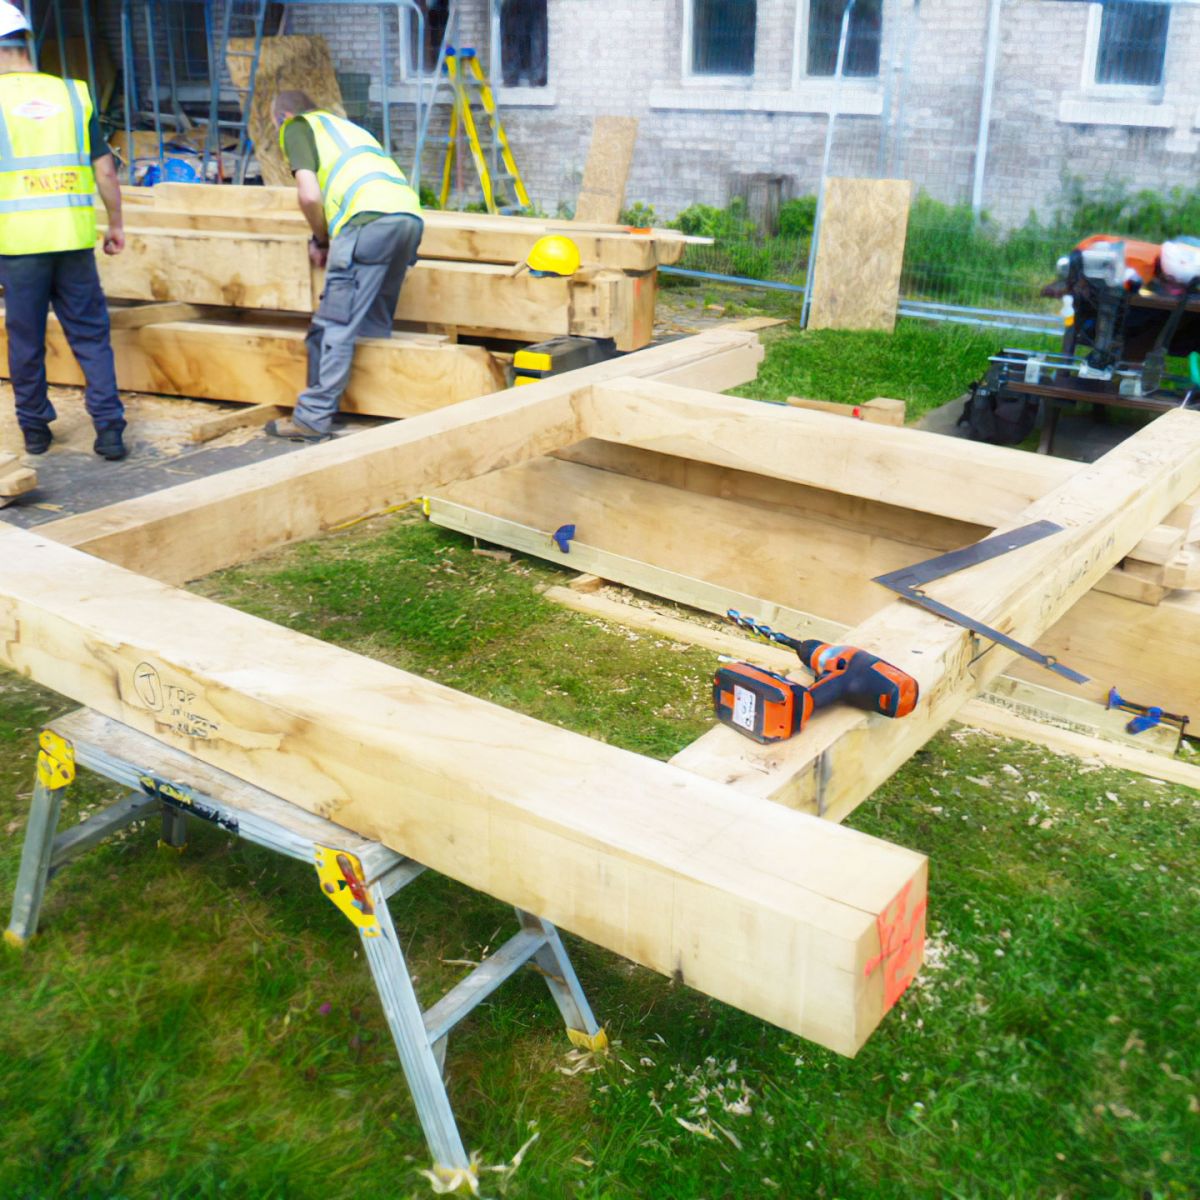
[281, 110, 421, 240]
[0, 73, 97, 255]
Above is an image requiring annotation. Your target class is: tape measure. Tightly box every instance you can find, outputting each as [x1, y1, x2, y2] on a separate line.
[712, 661, 812, 744]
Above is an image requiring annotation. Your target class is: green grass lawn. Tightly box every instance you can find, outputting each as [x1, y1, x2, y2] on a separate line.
[1, 517, 1197, 1199]
[660, 288, 1064, 422]
[733, 319, 1065, 422]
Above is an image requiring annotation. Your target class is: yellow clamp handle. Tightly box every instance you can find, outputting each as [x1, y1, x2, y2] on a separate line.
[314, 845, 380, 938]
[36, 730, 75, 791]
[567, 1026, 608, 1053]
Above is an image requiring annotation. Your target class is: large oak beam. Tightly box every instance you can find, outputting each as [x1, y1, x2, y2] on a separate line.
[583, 378, 1073, 529]
[38, 330, 763, 584]
[40, 375, 588, 584]
[3, 312, 506, 417]
[0, 527, 926, 1057]
[671, 408, 1200, 820]
[98, 232, 655, 349]
[128, 183, 687, 269]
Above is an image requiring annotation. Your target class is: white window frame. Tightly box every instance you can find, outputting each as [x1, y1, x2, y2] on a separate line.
[655, 0, 884, 112]
[1081, 0, 1169, 102]
[791, 0, 885, 89]
[681, 0, 760, 84]
[488, 0, 556, 102]
[396, 2, 432, 83]
[379, 1, 556, 108]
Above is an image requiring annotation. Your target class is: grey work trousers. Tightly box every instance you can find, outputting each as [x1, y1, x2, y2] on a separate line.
[296, 213, 424, 432]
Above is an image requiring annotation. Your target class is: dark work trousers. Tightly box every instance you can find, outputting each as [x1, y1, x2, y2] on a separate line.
[0, 249, 125, 434]
[299, 213, 424, 433]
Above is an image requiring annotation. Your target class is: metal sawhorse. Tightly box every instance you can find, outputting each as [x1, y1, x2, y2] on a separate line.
[5, 709, 605, 1189]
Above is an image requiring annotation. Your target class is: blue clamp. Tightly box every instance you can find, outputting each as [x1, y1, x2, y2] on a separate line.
[1127, 708, 1164, 735]
[1108, 686, 1166, 735]
[551, 524, 576, 554]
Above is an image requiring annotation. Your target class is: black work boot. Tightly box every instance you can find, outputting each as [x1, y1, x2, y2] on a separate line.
[93, 428, 128, 461]
[22, 425, 52, 455]
[264, 417, 332, 444]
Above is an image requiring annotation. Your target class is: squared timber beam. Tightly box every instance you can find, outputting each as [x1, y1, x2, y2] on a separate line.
[579, 379, 1191, 577]
[0, 526, 926, 1057]
[670, 407, 1200, 821]
[125, 183, 688, 269]
[40, 330, 762, 584]
[582, 378, 1074, 529]
[98, 231, 657, 349]
[2, 311, 506, 417]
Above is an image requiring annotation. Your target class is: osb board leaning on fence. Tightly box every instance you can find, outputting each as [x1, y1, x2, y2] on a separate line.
[575, 117, 640, 225]
[227, 36, 345, 188]
[807, 178, 912, 333]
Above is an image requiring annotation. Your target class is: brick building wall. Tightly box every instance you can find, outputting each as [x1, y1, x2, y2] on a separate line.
[109, 0, 1200, 227]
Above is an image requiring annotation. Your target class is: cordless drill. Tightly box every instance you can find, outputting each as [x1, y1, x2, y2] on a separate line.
[713, 612, 919, 744]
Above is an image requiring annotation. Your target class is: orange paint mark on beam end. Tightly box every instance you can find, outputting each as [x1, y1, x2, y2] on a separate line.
[865, 880, 927, 1012]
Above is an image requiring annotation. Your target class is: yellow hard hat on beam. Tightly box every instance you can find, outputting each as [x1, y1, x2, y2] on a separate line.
[527, 235, 581, 278]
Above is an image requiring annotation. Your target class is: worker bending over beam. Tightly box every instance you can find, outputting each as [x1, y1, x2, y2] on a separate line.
[268, 89, 424, 443]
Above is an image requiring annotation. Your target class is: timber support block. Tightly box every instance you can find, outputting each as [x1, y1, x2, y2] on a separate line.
[0, 454, 36, 505]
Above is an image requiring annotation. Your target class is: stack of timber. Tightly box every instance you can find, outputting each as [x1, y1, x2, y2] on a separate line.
[102, 184, 682, 349]
[24, 311, 507, 421]
[0, 184, 687, 414]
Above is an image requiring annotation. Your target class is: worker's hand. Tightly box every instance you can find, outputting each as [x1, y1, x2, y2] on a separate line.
[308, 237, 329, 268]
[103, 226, 125, 256]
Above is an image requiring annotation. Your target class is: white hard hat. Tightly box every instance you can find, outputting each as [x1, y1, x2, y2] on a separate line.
[0, 1, 31, 40]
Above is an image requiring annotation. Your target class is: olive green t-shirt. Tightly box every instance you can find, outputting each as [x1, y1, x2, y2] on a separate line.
[281, 119, 379, 234]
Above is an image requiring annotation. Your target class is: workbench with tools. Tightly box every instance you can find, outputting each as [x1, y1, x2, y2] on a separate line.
[963, 236, 1200, 454]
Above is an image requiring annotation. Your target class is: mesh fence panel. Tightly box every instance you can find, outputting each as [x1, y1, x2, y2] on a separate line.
[667, 0, 1197, 326]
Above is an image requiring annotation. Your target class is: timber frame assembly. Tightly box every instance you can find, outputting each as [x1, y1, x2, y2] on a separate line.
[5, 323, 1200, 1165]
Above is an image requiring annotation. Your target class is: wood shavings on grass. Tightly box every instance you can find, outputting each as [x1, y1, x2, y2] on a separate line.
[648, 1056, 766, 1157]
[558, 1048, 605, 1077]
[418, 1132, 539, 1196]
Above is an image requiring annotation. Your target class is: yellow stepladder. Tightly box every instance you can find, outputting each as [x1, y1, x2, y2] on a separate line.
[439, 47, 531, 215]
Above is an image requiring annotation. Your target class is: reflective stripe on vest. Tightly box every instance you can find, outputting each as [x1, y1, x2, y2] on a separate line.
[281, 110, 420, 239]
[0, 74, 97, 255]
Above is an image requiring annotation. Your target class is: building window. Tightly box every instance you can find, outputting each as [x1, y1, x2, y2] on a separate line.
[406, 1, 451, 74]
[806, 0, 882, 78]
[162, 0, 211, 83]
[499, 0, 548, 87]
[1093, 0, 1169, 87]
[691, 0, 757, 77]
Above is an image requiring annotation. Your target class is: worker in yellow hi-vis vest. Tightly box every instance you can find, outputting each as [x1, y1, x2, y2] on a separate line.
[0, 0, 127, 461]
[266, 89, 424, 443]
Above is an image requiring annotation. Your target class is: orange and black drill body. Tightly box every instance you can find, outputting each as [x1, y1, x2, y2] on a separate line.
[794, 639, 919, 723]
[714, 613, 919, 743]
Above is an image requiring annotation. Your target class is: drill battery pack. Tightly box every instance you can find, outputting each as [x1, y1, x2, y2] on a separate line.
[713, 662, 813, 744]
[512, 336, 615, 386]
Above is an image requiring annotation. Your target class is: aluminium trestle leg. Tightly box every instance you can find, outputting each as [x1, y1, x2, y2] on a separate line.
[5, 710, 605, 1185]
